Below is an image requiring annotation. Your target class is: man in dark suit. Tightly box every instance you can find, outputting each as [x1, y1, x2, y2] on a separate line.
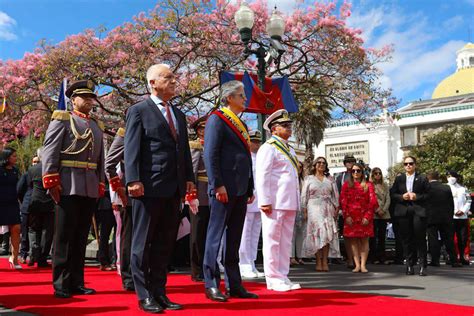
[25, 148, 54, 267]
[124, 64, 194, 313]
[425, 171, 460, 267]
[390, 156, 430, 276]
[203, 80, 257, 302]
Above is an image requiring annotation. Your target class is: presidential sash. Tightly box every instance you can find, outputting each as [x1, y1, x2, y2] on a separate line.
[213, 107, 250, 152]
[267, 135, 299, 173]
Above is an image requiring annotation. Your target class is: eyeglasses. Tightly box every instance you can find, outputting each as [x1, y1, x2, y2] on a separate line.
[352, 169, 362, 174]
[315, 161, 326, 165]
[404, 162, 415, 166]
[373, 172, 382, 175]
[234, 93, 246, 98]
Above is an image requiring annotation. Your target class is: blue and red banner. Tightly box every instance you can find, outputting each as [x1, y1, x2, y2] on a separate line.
[220, 71, 298, 115]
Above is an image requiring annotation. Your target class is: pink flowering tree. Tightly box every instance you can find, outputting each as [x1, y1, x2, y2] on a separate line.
[0, 0, 395, 156]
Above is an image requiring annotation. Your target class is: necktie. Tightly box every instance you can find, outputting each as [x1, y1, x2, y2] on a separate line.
[164, 102, 178, 142]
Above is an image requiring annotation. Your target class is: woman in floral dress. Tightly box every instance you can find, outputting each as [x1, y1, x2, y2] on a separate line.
[340, 163, 378, 273]
[302, 157, 340, 272]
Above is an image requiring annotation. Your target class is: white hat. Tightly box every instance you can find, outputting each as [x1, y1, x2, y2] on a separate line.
[263, 109, 292, 132]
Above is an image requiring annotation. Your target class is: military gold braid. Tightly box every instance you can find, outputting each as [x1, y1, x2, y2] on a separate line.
[60, 115, 95, 155]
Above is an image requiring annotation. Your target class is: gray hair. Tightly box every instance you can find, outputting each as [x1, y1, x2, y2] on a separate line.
[146, 64, 171, 91]
[36, 147, 44, 160]
[220, 80, 244, 104]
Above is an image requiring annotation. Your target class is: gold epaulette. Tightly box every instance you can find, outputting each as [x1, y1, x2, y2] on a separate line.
[189, 140, 203, 150]
[51, 110, 70, 121]
[116, 127, 125, 138]
[91, 118, 105, 131]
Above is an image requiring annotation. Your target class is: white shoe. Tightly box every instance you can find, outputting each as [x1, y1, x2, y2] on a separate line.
[284, 278, 301, 290]
[267, 282, 292, 292]
[241, 271, 258, 278]
[252, 269, 265, 278]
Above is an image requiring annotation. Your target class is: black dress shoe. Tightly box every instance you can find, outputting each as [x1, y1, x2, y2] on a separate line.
[205, 287, 227, 302]
[71, 286, 96, 295]
[428, 262, 440, 267]
[155, 295, 183, 310]
[419, 266, 427, 276]
[452, 262, 463, 268]
[406, 266, 415, 275]
[191, 275, 204, 282]
[138, 298, 163, 313]
[461, 259, 470, 266]
[37, 261, 50, 267]
[54, 290, 71, 298]
[225, 286, 258, 299]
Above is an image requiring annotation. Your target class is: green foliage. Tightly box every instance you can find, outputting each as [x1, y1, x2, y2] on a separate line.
[8, 133, 44, 174]
[389, 124, 474, 190]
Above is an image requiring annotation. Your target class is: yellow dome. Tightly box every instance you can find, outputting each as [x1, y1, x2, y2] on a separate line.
[460, 42, 474, 50]
[432, 68, 474, 99]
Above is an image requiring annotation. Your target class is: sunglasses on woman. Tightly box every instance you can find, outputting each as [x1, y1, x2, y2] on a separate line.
[373, 172, 382, 175]
[352, 169, 362, 174]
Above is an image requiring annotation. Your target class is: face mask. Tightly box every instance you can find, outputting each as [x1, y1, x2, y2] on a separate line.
[448, 178, 457, 185]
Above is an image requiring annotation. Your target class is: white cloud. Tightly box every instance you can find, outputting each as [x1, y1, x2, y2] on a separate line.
[442, 15, 464, 31]
[0, 11, 17, 41]
[349, 5, 465, 99]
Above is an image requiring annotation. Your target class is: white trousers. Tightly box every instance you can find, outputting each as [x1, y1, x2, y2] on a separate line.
[239, 212, 262, 273]
[261, 210, 296, 285]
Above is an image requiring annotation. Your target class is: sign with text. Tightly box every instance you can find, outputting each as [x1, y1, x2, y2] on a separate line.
[326, 141, 369, 168]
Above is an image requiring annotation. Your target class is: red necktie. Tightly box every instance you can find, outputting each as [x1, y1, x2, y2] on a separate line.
[164, 102, 178, 142]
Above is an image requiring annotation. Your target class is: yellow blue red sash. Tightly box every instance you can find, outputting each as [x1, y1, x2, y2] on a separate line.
[213, 107, 250, 153]
[267, 135, 299, 173]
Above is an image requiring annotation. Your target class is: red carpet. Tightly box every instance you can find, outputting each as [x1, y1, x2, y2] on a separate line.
[0, 259, 472, 316]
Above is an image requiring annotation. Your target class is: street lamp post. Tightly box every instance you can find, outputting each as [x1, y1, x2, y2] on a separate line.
[234, 2, 286, 141]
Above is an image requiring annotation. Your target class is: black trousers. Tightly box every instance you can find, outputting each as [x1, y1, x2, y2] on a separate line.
[28, 212, 54, 264]
[427, 221, 456, 264]
[120, 205, 133, 287]
[391, 217, 404, 262]
[20, 213, 29, 259]
[369, 219, 388, 262]
[398, 210, 427, 267]
[52, 195, 95, 292]
[131, 194, 181, 300]
[203, 195, 247, 289]
[453, 219, 468, 261]
[96, 208, 116, 266]
[190, 205, 210, 278]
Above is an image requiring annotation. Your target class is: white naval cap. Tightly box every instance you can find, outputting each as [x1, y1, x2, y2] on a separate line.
[263, 109, 293, 132]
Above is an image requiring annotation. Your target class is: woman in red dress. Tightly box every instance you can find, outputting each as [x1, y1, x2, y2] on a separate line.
[340, 163, 378, 273]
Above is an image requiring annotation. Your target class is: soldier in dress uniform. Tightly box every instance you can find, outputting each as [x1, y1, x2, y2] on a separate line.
[42, 80, 105, 298]
[105, 126, 135, 291]
[239, 130, 265, 279]
[188, 116, 209, 282]
[256, 109, 301, 292]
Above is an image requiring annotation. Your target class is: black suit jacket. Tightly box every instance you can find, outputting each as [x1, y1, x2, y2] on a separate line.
[426, 181, 454, 225]
[124, 97, 194, 198]
[203, 113, 253, 198]
[390, 172, 430, 217]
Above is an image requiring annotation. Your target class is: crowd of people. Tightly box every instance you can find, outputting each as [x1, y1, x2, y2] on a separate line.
[0, 63, 472, 313]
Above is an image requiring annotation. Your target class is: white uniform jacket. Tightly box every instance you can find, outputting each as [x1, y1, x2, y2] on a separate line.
[256, 136, 300, 211]
[449, 183, 472, 219]
[247, 152, 260, 213]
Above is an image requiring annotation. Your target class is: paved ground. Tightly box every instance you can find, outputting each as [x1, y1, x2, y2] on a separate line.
[1, 257, 472, 315]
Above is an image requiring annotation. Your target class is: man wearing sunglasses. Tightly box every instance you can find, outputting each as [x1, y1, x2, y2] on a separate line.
[390, 156, 430, 276]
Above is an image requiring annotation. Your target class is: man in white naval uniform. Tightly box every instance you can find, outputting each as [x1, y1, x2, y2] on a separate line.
[239, 130, 264, 279]
[256, 110, 301, 292]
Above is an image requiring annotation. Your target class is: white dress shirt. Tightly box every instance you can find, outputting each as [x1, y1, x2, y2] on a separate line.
[150, 94, 178, 131]
[406, 173, 415, 193]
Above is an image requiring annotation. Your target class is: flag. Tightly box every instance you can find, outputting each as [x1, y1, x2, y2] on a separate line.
[0, 94, 7, 114]
[219, 71, 299, 115]
[57, 78, 68, 110]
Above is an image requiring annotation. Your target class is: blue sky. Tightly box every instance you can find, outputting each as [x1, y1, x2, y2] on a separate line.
[0, 0, 473, 107]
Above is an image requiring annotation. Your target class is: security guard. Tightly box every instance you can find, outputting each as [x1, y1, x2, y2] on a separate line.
[188, 116, 209, 282]
[256, 109, 301, 292]
[42, 80, 105, 298]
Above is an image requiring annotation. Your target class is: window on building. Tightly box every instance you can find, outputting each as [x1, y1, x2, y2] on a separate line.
[402, 127, 417, 146]
[470, 57, 474, 67]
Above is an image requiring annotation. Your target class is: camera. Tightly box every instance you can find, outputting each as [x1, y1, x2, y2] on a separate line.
[269, 38, 286, 55]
